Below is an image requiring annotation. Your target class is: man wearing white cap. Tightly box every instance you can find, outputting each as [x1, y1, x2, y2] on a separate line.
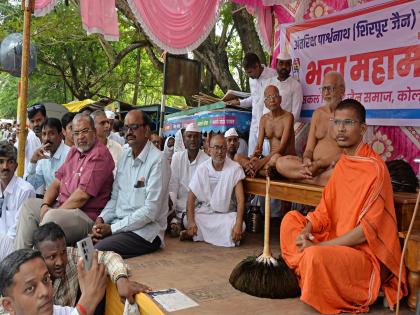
[264, 51, 303, 122]
[106, 110, 125, 146]
[225, 128, 247, 159]
[226, 53, 277, 156]
[168, 123, 209, 236]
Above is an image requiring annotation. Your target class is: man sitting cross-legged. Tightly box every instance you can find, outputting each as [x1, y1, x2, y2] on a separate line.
[33, 223, 150, 313]
[183, 134, 246, 247]
[275, 71, 345, 185]
[91, 110, 170, 258]
[15, 113, 114, 249]
[168, 123, 209, 237]
[237, 85, 295, 177]
[280, 99, 407, 314]
[0, 248, 107, 315]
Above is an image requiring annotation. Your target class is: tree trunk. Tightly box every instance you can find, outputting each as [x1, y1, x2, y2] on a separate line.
[132, 48, 141, 105]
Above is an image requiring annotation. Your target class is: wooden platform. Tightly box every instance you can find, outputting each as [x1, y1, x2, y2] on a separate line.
[121, 231, 413, 315]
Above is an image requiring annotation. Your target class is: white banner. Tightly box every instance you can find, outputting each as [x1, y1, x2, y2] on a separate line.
[279, 0, 420, 126]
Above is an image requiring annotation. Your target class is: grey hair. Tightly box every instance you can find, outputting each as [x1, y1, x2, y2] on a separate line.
[0, 140, 17, 162]
[90, 110, 107, 122]
[325, 71, 345, 90]
[73, 113, 95, 130]
[0, 249, 43, 296]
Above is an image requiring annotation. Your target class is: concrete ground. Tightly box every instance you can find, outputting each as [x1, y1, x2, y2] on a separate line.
[125, 222, 413, 315]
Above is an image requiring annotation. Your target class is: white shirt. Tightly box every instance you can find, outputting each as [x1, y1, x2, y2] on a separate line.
[239, 66, 277, 156]
[107, 139, 123, 165]
[0, 176, 35, 239]
[263, 76, 303, 122]
[14, 129, 41, 176]
[237, 138, 248, 156]
[53, 305, 78, 315]
[169, 150, 209, 215]
[109, 132, 125, 146]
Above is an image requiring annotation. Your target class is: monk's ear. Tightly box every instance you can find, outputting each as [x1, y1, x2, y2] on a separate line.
[360, 123, 368, 136]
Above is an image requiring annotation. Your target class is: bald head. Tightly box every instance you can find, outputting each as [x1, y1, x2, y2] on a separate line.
[209, 134, 227, 167]
[264, 85, 282, 111]
[264, 85, 279, 96]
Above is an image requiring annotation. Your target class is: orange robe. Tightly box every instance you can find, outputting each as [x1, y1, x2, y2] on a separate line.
[280, 143, 407, 314]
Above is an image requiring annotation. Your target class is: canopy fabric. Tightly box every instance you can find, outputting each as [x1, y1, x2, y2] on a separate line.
[34, 0, 58, 16]
[63, 99, 95, 113]
[126, 0, 222, 54]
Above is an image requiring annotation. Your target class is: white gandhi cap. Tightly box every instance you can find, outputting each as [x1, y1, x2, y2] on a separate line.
[185, 123, 200, 133]
[277, 50, 291, 60]
[105, 110, 115, 119]
[224, 127, 239, 138]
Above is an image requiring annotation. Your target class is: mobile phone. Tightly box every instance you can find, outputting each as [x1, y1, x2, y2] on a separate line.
[76, 236, 95, 270]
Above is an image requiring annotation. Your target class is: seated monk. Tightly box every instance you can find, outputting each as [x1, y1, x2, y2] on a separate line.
[183, 134, 246, 247]
[280, 99, 407, 314]
[238, 85, 295, 177]
[275, 71, 345, 185]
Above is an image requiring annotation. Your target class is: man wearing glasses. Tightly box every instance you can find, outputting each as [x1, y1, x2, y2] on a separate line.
[91, 110, 170, 258]
[0, 141, 35, 260]
[15, 114, 114, 249]
[280, 99, 407, 313]
[183, 134, 246, 247]
[275, 71, 345, 186]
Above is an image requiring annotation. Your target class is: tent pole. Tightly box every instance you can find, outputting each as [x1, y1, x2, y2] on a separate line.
[159, 94, 166, 137]
[17, 0, 33, 177]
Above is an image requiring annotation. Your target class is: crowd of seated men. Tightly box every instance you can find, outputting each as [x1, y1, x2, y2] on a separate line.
[0, 69, 412, 314]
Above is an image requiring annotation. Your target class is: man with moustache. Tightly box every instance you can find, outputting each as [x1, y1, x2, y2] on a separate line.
[0, 248, 107, 315]
[91, 110, 170, 258]
[280, 99, 407, 313]
[90, 110, 122, 165]
[26, 118, 70, 193]
[0, 141, 35, 261]
[15, 113, 114, 249]
[183, 134, 246, 247]
[275, 71, 345, 185]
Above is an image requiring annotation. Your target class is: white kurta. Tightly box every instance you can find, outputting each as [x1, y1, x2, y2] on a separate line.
[263, 76, 303, 121]
[14, 129, 41, 177]
[109, 132, 125, 146]
[174, 129, 186, 153]
[239, 66, 277, 156]
[189, 158, 245, 247]
[169, 150, 209, 218]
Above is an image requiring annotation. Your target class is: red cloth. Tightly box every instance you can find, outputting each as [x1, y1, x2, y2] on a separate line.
[280, 143, 407, 314]
[55, 140, 114, 220]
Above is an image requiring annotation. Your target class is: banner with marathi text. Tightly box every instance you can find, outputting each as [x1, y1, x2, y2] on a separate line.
[279, 0, 420, 126]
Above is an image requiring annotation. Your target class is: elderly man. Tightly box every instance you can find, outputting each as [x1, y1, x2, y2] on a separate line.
[0, 141, 35, 261]
[275, 71, 345, 185]
[226, 53, 277, 156]
[264, 51, 303, 121]
[15, 113, 114, 249]
[33, 223, 150, 309]
[91, 110, 122, 165]
[183, 134, 245, 247]
[91, 110, 170, 258]
[26, 118, 70, 193]
[280, 99, 407, 313]
[61, 112, 75, 147]
[168, 124, 209, 236]
[0, 249, 107, 315]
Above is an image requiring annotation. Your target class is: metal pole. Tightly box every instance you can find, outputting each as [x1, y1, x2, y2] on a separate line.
[16, 0, 33, 177]
[159, 94, 166, 137]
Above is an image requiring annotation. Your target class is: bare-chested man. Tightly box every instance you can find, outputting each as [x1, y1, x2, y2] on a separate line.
[240, 85, 295, 177]
[275, 71, 345, 185]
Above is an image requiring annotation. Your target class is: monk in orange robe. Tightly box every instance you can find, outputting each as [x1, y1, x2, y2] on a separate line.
[280, 99, 407, 314]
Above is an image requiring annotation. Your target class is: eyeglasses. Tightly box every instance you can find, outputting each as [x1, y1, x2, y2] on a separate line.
[209, 145, 227, 152]
[28, 104, 45, 114]
[329, 118, 361, 127]
[122, 124, 146, 133]
[264, 95, 280, 102]
[72, 128, 92, 137]
[319, 86, 336, 93]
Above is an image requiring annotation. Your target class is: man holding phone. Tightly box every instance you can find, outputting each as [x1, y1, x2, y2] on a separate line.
[0, 248, 107, 315]
[33, 223, 149, 309]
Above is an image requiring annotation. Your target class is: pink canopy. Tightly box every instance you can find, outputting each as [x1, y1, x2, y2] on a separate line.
[34, 0, 58, 16]
[126, 0, 222, 54]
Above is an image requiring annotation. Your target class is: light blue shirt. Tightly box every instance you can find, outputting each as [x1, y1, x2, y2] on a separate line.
[100, 141, 170, 244]
[26, 142, 70, 190]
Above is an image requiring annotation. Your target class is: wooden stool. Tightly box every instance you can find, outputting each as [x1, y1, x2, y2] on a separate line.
[405, 231, 420, 310]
